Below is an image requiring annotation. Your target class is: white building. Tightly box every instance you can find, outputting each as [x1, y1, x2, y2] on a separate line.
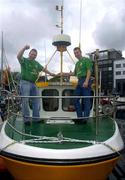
[114, 59, 125, 96]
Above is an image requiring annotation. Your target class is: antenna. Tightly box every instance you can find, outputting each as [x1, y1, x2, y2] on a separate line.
[45, 1, 74, 85]
[79, 0, 82, 48]
[0, 32, 4, 89]
[56, 0, 64, 34]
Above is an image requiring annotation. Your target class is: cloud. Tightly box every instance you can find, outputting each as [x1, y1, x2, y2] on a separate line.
[93, 2, 125, 50]
[1, 0, 125, 72]
[0, 0, 60, 46]
[0, 0, 63, 71]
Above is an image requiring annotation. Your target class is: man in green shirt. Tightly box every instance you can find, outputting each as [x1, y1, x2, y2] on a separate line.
[17, 45, 55, 125]
[63, 47, 93, 123]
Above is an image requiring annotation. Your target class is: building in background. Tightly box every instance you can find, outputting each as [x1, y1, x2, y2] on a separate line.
[114, 60, 125, 96]
[90, 49, 125, 96]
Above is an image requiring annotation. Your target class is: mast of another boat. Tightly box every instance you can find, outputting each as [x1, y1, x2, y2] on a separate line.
[94, 49, 99, 118]
[0, 32, 18, 94]
[0, 32, 4, 89]
[79, 0, 82, 48]
[94, 49, 100, 136]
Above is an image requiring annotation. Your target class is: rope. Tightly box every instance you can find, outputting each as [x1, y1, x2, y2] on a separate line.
[41, 49, 57, 75]
[6, 120, 58, 139]
[0, 140, 17, 152]
[79, 0, 82, 48]
[4, 120, 121, 156]
[66, 50, 75, 64]
[0, 119, 122, 162]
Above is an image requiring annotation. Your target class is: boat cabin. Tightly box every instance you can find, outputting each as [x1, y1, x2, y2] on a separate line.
[36, 82, 94, 123]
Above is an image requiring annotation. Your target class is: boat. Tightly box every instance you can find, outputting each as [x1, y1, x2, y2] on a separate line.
[0, 4, 124, 180]
[115, 97, 125, 108]
[0, 32, 8, 172]
[0, 101, 7, 172]
[0, 75, 124, 180]
[115, 96, 125, 119]
[0, 32, 19, 172]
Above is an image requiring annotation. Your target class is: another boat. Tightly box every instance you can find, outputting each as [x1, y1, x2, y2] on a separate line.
[115, 97, 125, 108]
[0, 32, 8, 172]
[0, 31, 20, 172]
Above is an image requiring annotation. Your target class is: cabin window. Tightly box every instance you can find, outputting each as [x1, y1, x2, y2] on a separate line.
[62, 89, 75, 112]
[62, 89, 94, 111]
[42, 89, 59, 111]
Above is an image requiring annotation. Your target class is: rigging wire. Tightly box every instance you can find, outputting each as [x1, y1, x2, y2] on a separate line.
[79, 0, 82, 48]
[0, 31, 4, 89]
[0, 34, 18, 94]
[3, 48, 18, 93]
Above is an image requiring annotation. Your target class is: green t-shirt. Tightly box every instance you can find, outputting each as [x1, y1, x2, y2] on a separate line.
[74, 57, 93, 78]
[19, 57, 44, 83]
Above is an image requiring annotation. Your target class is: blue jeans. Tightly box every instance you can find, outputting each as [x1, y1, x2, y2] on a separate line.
[20, 80, 40, 122]
[74, 77, 91, 118]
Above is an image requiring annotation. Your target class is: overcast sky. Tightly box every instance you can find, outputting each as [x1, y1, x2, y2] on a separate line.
[0, 0, 125, 73]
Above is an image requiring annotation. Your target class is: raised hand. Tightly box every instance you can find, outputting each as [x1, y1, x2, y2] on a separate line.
[24, 45, 30, 50]
[50, 72, 56, 76]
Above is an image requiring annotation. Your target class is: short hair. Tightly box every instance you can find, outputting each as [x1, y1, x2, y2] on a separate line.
[73, 47, 81, 52]
[29, 49, 37, 54]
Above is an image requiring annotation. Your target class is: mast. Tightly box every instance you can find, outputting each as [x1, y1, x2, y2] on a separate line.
[79, 0, 82, 48]
[0, 32, 4, 89]
[56, 0, 64, 34]
[56, 1, 64, 84]
[60, 2, 63, 35]
[46, 1, 72, 85]
[95, 49, 99, 117]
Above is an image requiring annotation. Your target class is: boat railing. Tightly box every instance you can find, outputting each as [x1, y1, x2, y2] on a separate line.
[1, 91, 122, 152]
[0, 89, 20, 121]
[2, 117, 120, 150]
[2, 91, 118, 118]
[4, 112, 119, 149]
[0, 89, 118, 126]
[3, 111, 121, 156]
[0, 88, 119, 121]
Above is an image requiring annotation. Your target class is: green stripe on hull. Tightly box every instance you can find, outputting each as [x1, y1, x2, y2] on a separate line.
[5, 116, 115, 149]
